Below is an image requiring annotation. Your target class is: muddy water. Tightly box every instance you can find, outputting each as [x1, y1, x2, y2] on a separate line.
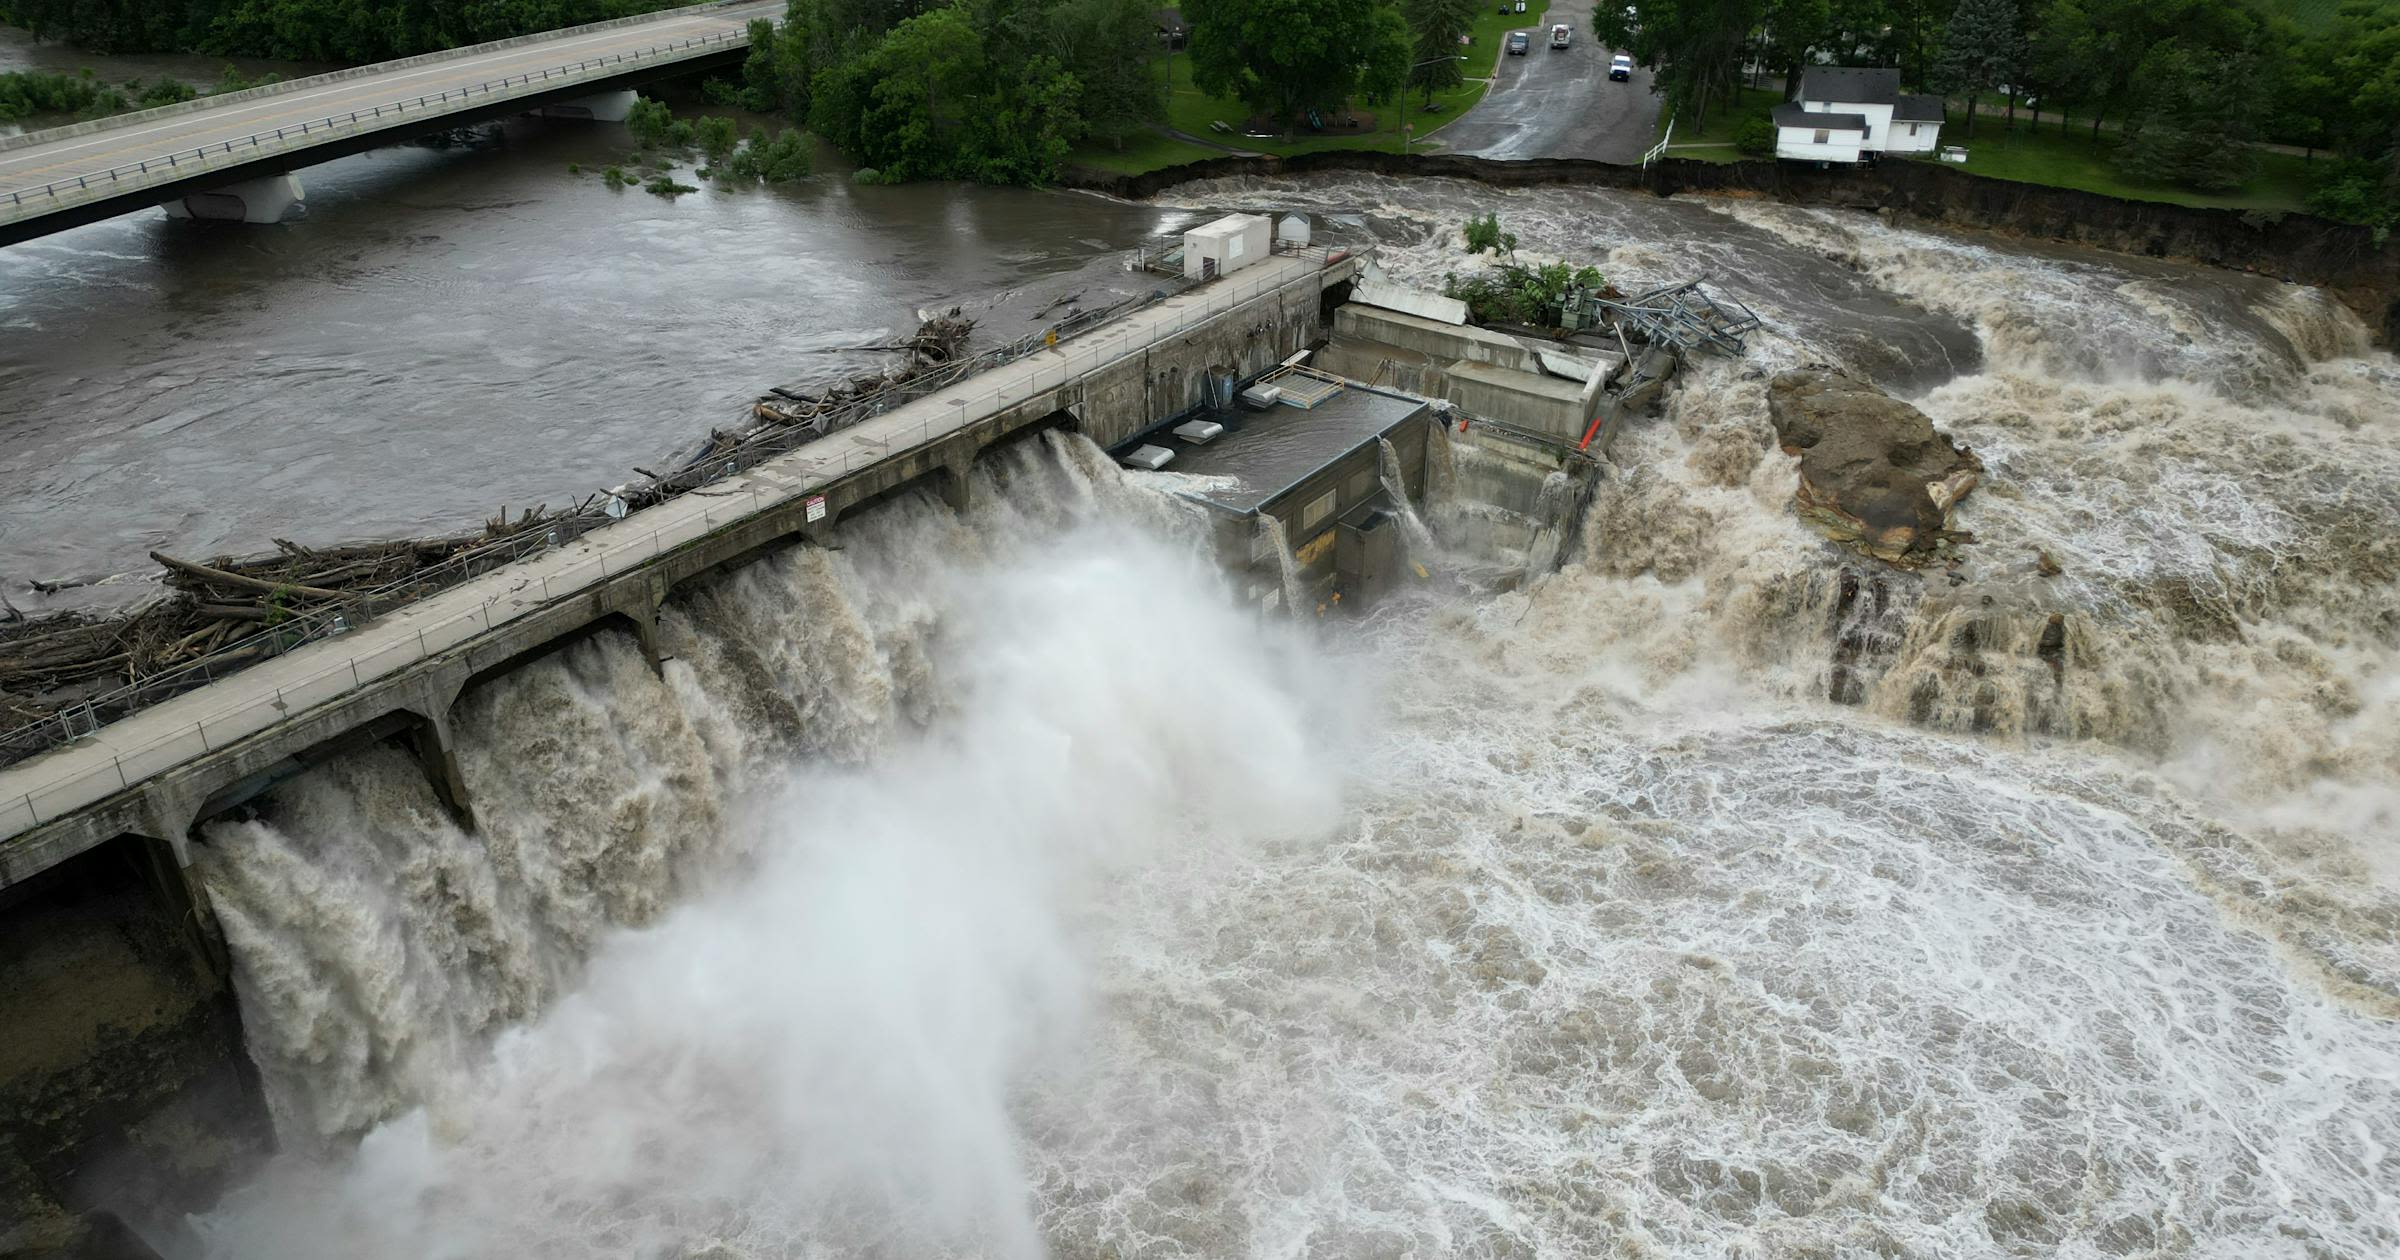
[0, 116, 1189, 605]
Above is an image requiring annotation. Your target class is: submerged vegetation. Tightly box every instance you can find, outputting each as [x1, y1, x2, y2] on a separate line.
[591, 97, 814, 196]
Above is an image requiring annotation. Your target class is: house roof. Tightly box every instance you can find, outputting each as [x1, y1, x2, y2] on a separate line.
[1894, 93, 1945, 122]
[1798, 66, 1901, 106]
[1772, 102, 1866, 131]
[1154, 7, 1185, 29]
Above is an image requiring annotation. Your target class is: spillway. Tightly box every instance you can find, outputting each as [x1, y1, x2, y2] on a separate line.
[10, 178, 2400, 1259]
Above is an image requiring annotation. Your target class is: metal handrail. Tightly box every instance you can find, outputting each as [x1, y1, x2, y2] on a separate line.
[1, 29, 746, 214]
[0, 246, 1366, 780]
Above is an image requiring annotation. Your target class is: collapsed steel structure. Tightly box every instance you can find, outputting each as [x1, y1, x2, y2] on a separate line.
[1584, 280, 1762, 355]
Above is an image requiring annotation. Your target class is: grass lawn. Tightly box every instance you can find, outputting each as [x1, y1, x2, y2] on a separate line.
[1068, 130, 1221, 175]
[1657, 83, 1779, 163]
[1935, 123, 2314, 212]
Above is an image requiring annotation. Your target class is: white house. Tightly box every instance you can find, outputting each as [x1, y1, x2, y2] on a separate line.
[1773, 66, 1945, 163]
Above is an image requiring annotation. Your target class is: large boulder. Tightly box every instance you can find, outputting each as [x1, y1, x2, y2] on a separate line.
[1766, 369, 1982, 566]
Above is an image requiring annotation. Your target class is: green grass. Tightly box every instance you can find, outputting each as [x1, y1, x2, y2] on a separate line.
[1657, 83, 1780, 162]
[1933, 123, 2313, 212]
[1069, 130, 1222, 174]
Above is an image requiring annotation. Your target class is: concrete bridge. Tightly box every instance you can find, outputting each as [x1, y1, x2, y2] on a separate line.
[0, 0, 780, 245]
[0, 247, 1362, 899]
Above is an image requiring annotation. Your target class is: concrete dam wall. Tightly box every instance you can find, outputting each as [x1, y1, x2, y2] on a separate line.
[0, 253, 1360, 1250]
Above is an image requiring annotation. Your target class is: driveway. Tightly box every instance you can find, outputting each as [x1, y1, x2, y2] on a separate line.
[1433, 11, 1663, 163]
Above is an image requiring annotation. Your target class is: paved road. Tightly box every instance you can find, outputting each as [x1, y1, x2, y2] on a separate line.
[1435, 10, 1664, 163]
[0, 0, 779, 200]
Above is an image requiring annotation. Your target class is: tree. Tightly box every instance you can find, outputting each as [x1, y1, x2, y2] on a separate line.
[1186, 0, 1401, 136]
[1359, 5, 1414, 106]
[1404, 0, 1475, 107]
[1933, 0, 2021, 138]
[1046, 0, 1164, 148]
[2118, 40, 2263, 190]
[1590, 0, 1763, 126]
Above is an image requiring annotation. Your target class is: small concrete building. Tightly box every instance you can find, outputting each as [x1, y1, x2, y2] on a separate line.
[1774, 66, 1944, 163]
[1183, 213, 1273, 281]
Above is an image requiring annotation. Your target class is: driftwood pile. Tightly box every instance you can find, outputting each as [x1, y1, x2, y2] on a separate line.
[0, 508, 562, 741]
[751, 309, 976, 433]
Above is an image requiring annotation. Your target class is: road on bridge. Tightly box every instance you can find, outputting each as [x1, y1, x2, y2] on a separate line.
[1436, 10, 1663, 163]
[0, 0, 780, 208]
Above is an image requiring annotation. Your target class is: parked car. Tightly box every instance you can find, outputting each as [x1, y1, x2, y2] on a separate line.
[1550, 22, 1571, 48]
[1609, 53, 1634, 80]
[1507, 30, 1530, 54]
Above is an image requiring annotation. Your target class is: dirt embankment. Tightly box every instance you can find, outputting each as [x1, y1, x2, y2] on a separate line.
[1064, 151, 2400, 345]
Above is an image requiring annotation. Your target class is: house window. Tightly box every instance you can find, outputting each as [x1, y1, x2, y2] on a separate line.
[1908, 123, 1920, 136]
[1862, 124, 1872, 138]
[1813, 128, 1829, 144]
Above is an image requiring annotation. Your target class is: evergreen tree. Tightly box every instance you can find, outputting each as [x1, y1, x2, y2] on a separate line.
[1404, 0, 1475, 107]
[1932, 0, 2021, 138]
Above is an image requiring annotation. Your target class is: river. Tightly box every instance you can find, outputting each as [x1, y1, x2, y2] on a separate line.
[3, 95, 2396, 1256]
[0, 109, 1183, 607]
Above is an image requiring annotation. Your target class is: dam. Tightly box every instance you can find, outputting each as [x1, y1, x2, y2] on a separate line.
[2, 233, 1622, 1245]
[5, 157, 2398, 1260]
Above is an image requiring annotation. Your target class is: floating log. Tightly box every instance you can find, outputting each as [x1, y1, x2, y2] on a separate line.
[149, 552, 348, 602]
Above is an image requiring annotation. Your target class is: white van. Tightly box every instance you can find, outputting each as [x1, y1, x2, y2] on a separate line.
[1550, 23, 1571, 48]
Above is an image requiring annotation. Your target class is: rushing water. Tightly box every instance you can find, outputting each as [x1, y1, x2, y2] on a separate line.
[44, 169, 2392, 1256]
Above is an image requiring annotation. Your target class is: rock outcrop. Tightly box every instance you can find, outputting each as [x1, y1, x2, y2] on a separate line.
[1766, 369, 1982, 566]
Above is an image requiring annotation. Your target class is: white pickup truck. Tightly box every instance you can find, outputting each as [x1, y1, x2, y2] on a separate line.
[1550, 23, 1571, 48]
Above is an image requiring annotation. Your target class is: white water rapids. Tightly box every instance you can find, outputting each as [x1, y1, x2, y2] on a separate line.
[182, 181, 2400, 1258]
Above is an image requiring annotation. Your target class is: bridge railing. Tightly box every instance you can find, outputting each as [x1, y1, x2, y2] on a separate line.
[0, 27, 747, 226]
[0, 247, 1368, 837]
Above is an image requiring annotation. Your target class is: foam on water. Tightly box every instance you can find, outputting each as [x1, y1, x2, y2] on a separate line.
[180, 179, 2400, 1258]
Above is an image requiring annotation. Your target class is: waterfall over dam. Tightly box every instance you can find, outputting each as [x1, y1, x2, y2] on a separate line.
[5, 177, 2400, 1259]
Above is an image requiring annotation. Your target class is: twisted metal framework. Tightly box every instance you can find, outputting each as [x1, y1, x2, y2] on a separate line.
[1587, 281, 1761, 355]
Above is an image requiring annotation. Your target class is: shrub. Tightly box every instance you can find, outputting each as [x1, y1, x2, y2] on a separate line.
[1462, 212, 1516, 255]
[755, 129, 813, 182]
[601, 165, 629, 189]
[1733, 116, 1775, 157]
[625, 95, 676, 147]
[694, 115, 738, 164]
[644, 174, 699, 197]
[1442, 261, 1605, 326]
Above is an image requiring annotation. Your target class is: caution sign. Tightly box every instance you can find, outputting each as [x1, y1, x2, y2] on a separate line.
[805, 495, 828, 523]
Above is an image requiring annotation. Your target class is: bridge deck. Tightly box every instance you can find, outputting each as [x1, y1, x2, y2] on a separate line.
[0, 0, 779, 239]
[0, 250, 1354, 879]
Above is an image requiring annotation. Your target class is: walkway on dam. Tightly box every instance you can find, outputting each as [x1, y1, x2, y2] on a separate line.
[0, 0, 779, 243]
[0, 249, 1351, 881]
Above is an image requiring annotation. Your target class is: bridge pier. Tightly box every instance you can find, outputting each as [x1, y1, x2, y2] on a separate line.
[533, 89, 639, 122]
[161, 173, 304, 225]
